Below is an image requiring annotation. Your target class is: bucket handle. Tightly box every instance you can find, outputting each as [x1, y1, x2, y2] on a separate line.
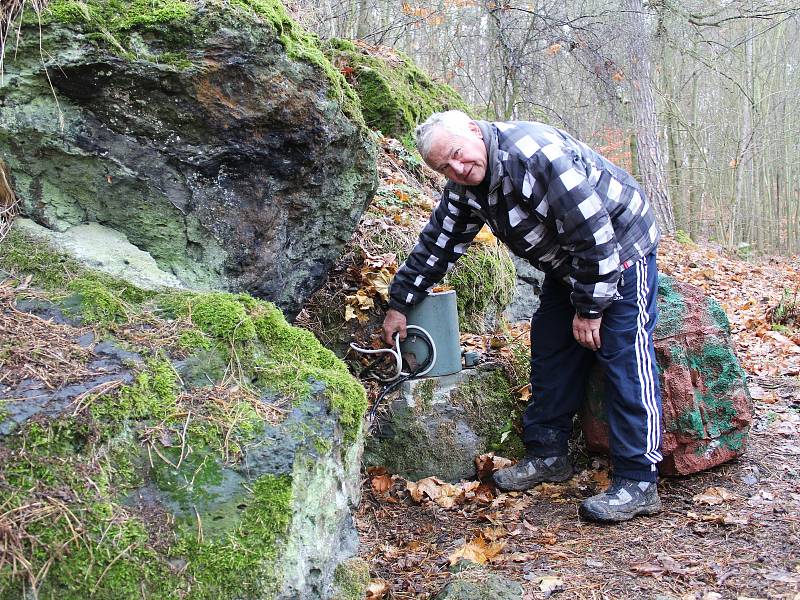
[349, 325, 437, 382]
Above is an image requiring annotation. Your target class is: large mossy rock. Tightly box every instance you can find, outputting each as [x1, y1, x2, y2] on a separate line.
[0, 0, 377, 318]
[581, 276, 754, 476]
[503, 255, 544, 324]
[325, 38, 469, 141]
[0, 231, 368, 599]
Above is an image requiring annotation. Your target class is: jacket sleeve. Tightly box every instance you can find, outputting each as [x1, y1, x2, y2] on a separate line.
[388, 186, 485, 313]
[528, 147, 620, 316]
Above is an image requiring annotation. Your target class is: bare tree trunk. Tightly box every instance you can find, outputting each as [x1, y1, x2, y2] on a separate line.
[622, 0, 675, 233]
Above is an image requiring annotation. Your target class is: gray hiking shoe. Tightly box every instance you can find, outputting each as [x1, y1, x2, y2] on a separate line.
[492, 455, 572, 491]
[579, 477, 662, 523]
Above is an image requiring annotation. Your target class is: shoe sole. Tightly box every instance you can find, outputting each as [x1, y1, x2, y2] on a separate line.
[578, 499, 662, 523]
[493, 469, 573, 492]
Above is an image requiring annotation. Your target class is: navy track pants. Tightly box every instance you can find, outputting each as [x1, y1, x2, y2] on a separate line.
[522, 252, 663, 482]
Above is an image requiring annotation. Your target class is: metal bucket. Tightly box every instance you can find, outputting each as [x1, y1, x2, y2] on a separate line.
[401, 289, 462, 377]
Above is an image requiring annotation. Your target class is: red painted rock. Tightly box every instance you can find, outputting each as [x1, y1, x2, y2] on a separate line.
[581, 276, 753, 476]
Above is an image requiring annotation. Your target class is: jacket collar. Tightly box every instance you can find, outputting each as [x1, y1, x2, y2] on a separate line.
[474, 119, 502, 194]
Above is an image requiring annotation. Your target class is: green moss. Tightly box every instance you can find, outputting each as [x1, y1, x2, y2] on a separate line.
[455, 369, 525, 457]
[0, 274, 364, 597]
[231, 1, 363, 126]
[444, 243, 516, 333]
[171, 473, 292, 598]
[674, 229, 694, 245]
[154, 290, 366, 444]
[0, 416, 182, 599]
[332, 558, 371, 600]
[415, 378, 438, 414]
[0, 227, 81, 289]
[188, 292, 258, 343]
[177, 328, 213, 351]
[91, 358, 178, 430]
[325, 38, 469, 138]
[253, 303, 367, 443]
[66, 276, 129, 324]
[0, 228, 154, 327]
[177, 347, 230, 388]
[151, 446, 225, 508]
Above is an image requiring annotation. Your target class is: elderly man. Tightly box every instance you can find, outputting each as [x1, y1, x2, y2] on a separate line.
[382, 110, 662, 523]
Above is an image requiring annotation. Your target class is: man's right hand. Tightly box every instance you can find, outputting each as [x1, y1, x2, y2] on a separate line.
[382, 309, 408, 346]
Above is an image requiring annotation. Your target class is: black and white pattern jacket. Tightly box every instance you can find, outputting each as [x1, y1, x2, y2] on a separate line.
[388, 120, 660, 317]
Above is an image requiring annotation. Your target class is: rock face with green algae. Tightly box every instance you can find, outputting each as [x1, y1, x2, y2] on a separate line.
[581, 276, 754, 475]
[1, 0, 377, 318]
[0, 238, 369, 599]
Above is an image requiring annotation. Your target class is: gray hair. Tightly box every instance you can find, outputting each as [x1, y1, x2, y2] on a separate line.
[415, 110, 475, 159]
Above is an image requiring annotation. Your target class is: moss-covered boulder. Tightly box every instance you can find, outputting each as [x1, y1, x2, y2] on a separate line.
[365, 365, 525, 481]
[325, 38, 469, 142]
[581, 276, 754, 476]
[444, 242, 516, 333]
[0, 0, 377, 318]
[0, 230, 368, 599]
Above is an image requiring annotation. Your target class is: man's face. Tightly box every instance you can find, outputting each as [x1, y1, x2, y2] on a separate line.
[425, 122, 487, 186]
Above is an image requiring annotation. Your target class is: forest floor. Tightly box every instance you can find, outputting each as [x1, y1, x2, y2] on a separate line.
[351, 142, 800, 599]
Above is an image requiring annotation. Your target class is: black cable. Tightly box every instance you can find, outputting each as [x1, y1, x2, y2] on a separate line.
[367, 331, 435, 427]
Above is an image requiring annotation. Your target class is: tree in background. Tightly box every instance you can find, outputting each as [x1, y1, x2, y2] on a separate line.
[292, 0, 800, 254]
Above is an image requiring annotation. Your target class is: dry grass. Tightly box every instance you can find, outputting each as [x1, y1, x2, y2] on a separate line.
[0, 280, 93, 390]
[1, 1, 50, 73]
[0, 160, 18, 243]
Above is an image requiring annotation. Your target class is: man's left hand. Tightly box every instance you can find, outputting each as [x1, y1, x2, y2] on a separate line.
[573, 314, 602, 351]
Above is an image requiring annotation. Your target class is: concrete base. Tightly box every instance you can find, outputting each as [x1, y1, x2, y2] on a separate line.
[364, 365, 515, 482]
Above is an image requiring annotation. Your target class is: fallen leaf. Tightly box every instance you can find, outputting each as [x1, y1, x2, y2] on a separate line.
[534, 483, 567, 499]
[474, 225, 497, 245]
[539, 576, 564, 594]
[472, 483, 496, 505]
[406, 476, 445, 502]
[365, 579, 389, 599]
[505, 552, 539, 562]
[514, 383, 532, 403]
[693, 486, 738, 505]
[475, 452, 513, 480]
[448, 534, 506, 565]
[344, 304, 358, 322]
[632, 562, 666, 578]
[371, 474, 392, 493]
[722, 513, 749, 526]
[763, 571, 800, 583]
[591, 469, 611, 490]
[546, 42, 562, 56]
[480, 526, 508, 541]
[536, 531, 557, 545]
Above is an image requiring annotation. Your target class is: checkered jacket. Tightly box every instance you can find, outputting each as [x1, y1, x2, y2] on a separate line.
[389, 120, 660, 317]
